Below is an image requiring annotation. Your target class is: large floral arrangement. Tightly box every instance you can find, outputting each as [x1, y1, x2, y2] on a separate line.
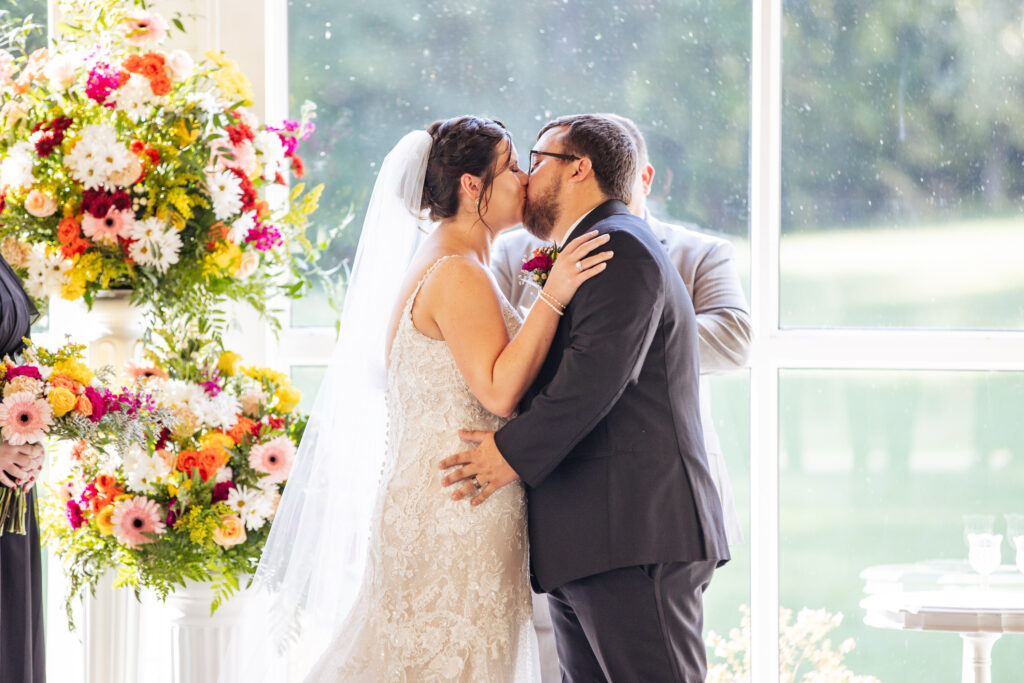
[0, 340, 169, 535]
[0, 0, 322, 326]
[41, 329, 306, 624]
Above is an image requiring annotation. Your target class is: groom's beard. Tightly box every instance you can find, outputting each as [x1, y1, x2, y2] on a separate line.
[522, 182, 562, 240]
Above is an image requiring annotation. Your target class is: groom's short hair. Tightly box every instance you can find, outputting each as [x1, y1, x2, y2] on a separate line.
[538, 114, 636, 206]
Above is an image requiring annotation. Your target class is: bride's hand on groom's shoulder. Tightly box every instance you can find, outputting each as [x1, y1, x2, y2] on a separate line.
[542, 230, 614, 306]
[439, 430, 519, 506]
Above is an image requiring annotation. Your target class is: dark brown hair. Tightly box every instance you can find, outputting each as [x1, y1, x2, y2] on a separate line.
[421, 116, 512, 223]
[537, 114, 637, 205]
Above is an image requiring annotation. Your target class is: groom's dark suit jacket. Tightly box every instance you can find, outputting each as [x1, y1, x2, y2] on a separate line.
[494, 199, 730, 593]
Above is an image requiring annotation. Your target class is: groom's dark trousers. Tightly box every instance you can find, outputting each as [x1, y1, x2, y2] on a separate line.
[494, 200, 730, 682]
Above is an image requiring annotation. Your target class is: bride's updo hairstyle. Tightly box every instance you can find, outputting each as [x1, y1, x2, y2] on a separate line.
[421, 116, 512, 224]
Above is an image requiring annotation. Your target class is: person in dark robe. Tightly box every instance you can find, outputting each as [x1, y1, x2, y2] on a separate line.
[0, 253, 45, 683]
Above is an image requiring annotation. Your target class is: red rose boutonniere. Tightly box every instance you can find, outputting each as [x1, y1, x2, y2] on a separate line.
[519, 244, 559, 286]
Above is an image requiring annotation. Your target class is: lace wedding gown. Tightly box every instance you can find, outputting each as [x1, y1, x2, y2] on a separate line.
[305, 256, 534, 682]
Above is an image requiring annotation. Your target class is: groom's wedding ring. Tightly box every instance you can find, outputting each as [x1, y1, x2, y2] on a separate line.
[472, 476, 483, 491]
[575, 260, 584, 272]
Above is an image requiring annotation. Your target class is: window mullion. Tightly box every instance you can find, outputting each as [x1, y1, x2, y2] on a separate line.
[750, 0, 783, 680]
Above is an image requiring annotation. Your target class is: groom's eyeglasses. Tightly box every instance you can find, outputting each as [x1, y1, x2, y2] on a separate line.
[529, 149, 581, 173]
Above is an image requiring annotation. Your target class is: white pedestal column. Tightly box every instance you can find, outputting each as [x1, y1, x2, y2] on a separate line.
[165, 583, 249, 683]
[81, 571, 141, 683]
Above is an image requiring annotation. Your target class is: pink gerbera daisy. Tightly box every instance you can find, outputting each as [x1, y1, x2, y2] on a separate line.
[120, 10, 169, 46]
[248, 436, 296, 485]
[0, 391, 53, 445]
[82, 209, 135, 245]
[111, 496, 165, 547]
[125, 362, 169, 381]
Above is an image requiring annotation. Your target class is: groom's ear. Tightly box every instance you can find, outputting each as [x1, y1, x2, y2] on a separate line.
[567, 157, 594, 185]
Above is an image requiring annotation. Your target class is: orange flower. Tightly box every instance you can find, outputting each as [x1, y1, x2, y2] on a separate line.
[70, 440, 88, 460]
[57, 217, 81, 245]
[95, 473, 120, 496]
[123, 54, 143, 73]
[75, 395, 93, 417]
[197, 445, 228, 481]
[176, 450, 201, 478]
[50, 374, 76, 392]
[149, 76, 171, 96]
[227, 416, 258, 443]
[139, 55, 166, 80]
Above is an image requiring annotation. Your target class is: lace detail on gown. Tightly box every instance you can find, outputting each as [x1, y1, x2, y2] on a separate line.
[305, 255, 533, 682]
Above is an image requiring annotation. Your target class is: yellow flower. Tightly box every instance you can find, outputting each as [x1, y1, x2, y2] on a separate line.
[242, 366, 289, 387]
[48, 387, 77, 417]
[95, 505, 115, 535]
[204, 50, 254, 105]
[217, 351, 242, 377]
[172, 118, 200, 146]
[210, 242, 242, 273]
[52, 358, 94, 386]
[199, 432, 235, 451]
[167, 481, 178, 497]
[274, 383, 301, 414]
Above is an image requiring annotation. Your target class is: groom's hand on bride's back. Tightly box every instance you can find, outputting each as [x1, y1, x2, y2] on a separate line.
[439, 430, 520, 506]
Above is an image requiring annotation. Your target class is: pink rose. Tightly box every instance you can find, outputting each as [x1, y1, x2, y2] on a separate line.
[166, 50, 194, 81]
[24, 190, 58, 218]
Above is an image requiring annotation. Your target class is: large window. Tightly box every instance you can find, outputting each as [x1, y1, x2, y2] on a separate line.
[277, 1, 1024, 680]
[283, 0, 753, 648]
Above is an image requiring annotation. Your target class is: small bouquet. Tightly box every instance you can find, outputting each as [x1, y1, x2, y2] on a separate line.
[41, 329, 306, 623]
[0, 340, 169, 535]
[0, 0, 323, 328]
[519, 244, 559, 287]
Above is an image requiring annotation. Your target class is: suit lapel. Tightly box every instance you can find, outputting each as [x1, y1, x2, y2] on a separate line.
[563, 199, 631, 245]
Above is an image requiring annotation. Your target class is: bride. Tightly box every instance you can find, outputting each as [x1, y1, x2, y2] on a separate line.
[253, 116, 612, 681]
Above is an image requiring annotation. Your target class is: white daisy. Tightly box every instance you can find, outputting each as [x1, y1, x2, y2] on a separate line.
[254, 130, 285, 181]
[0, 141, 35, 188]
[204, 392, 241, 431]
[24, 244, 71, 298]
[66, 124, 128, 190]
[228, 211, 256, 244]
[225, 485, 273, 530]
[115, 74, 159, 122]
[207, 169, 243, 220]
[129, 217, 181, 273]
[123, 444, 172, 493]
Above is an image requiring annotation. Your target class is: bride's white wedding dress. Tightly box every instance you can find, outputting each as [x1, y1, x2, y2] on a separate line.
[305, 256, 534, 682]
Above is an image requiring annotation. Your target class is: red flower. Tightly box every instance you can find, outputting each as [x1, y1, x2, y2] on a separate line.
[290, 153, 305, 178]
[521, 254, 553, 272]
[211, 481, 236, 503]
[227, 168, 258, 211]
[6, 365, 42, 381]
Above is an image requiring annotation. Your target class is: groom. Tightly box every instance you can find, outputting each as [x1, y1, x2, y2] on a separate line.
[441, 114, 729, 682]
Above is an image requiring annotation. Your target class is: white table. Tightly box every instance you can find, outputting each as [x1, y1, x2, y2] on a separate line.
[860, 561, 1024, 683]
